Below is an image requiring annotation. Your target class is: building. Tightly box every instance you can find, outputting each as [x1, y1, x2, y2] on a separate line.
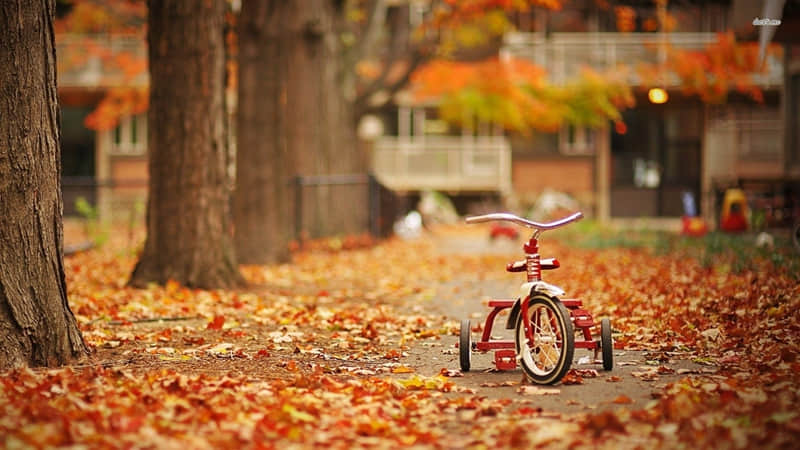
[59, 1, 799, 229]
[58, 33, 149, 221]
[372, 0, 799, 227]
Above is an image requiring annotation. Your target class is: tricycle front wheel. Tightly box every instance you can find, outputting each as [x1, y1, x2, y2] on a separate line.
[459, 319, 472, 372]
[515, 294, 574, 385]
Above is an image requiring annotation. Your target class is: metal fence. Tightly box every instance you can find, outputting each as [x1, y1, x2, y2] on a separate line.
[63, 174, 400, 238]
[61, 177, 147, 218]
[293, 174, 398, 240]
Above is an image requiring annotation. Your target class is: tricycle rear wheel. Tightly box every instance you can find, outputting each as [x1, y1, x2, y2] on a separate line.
[601, 318, 613, 371]
[459, 319, 472, 372]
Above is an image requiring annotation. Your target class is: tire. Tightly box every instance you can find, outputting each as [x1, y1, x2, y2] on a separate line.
[459, 319, 471, 372]
[515, 294, 574, 385]
[601, 318, 613, 371]
[793, 221, 800, 252]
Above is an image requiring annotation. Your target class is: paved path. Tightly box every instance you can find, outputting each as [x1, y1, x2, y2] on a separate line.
[401, 232, 711, 414]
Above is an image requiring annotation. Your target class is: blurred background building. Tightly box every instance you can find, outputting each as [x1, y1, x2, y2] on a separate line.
[372, 0, 798, 227]
[57, 0, 799, 229]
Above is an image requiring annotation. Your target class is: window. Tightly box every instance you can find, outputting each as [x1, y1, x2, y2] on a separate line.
[130, 114, 138, 145]
[109, 113, 147, 155]
[113, 124, 122, 146]
[559, 124, 594, 155]
[791, 74, 800, 164]
[735, 108, 781, 161]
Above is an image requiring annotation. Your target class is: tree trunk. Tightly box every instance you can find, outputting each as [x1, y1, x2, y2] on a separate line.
[130, 0, 243, 289]
[0, 0, 88, 369]
[235, 0, 367, 264]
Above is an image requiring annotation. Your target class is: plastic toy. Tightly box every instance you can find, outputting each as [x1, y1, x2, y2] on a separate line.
[459, 212, 613, 385]
[489, 223, 519, 240]
[720, 188, 749, 232]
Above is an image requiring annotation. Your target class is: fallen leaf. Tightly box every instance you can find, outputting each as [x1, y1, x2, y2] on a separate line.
[561, 370, 584, 385]
[517, 386, 560, 396]
[612, 395, 633, 404]
[207, 315, 225, 330]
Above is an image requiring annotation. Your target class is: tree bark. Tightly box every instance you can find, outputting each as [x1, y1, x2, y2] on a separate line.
[235, 0, 368, 264]
[0, 0, 88, 369]
[130, 0, 243, 289]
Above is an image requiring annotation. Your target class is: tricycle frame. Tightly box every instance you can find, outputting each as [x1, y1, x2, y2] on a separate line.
[460, 212, 614, 384]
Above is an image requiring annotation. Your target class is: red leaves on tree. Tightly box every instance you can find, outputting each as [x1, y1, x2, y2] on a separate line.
[639, 32, 779, 104]
[83, 87, 148, 130]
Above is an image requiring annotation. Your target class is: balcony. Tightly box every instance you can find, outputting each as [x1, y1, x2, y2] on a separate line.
[502, 32, 783, 87]
[372, 136, 512, 194]
[56, 34, 148, 88]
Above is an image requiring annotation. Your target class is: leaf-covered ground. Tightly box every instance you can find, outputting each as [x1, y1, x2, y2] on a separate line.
[2, 225, 799, 449]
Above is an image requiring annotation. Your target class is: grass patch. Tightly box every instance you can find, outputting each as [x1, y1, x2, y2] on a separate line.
[553, 220, 799, 279]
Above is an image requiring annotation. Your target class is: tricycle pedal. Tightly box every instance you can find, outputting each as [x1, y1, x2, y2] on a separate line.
[494, 350, 517, 370]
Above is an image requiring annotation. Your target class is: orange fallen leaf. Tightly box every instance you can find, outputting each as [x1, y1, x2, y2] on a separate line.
[439, 368, 463, 377]
[517, 386, 560, 396]
[207, 315, 225, 330]
[612, 395, 633, 404]
[561, 370, 584, 385]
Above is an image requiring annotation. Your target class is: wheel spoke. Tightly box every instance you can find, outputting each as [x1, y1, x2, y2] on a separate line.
[524, 305, 561, 370]
[516, 296, 575, 383]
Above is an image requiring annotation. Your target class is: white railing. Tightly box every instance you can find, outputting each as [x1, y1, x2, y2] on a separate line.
[712, 119, 783, 162]
[56, 34, 148, 88]
[503, 32, 783, 87]
[372, 136, 512, 194]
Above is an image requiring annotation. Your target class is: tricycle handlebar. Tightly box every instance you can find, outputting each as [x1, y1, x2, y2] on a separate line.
[465, 212, 583, 230]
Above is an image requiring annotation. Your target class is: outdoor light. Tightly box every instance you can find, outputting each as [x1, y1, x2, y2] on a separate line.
[648, 87, 668, 104]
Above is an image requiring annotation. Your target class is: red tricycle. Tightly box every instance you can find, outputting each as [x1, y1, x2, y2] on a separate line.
[459, 212, 613, 385]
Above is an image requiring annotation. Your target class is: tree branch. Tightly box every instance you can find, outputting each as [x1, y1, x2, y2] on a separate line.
[354, 47, 427, 118]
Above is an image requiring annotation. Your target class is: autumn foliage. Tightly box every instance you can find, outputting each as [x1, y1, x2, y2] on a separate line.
[58, 0, 778, 135]
[2, 223, 799, 447]
[54, 0, 145, 34]
[638, 32, 780, 104]
[412, 57, 634, 132]
[84, 87, 148, 131]
[57, 0, 148, 130]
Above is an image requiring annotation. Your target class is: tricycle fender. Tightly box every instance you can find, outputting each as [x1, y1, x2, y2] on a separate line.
[521, 281, 565, 299]
[505, 282, 567, 329]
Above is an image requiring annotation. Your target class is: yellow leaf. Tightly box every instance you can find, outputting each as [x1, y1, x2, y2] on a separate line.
[282, 404, 315, 423]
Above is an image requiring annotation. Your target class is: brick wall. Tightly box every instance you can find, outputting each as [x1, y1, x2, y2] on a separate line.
[512, 158, 594, 194]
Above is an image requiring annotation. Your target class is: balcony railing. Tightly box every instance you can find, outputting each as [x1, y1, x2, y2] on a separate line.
[503, 32, 783, 87]
[372, 136, 512, 194]
[56, 34, 148, 88]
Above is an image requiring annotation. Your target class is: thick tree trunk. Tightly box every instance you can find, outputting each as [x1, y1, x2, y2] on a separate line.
[235, 0, 367, 264]
[0, 0, 88, 369]
[130, 0, 243, 289]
